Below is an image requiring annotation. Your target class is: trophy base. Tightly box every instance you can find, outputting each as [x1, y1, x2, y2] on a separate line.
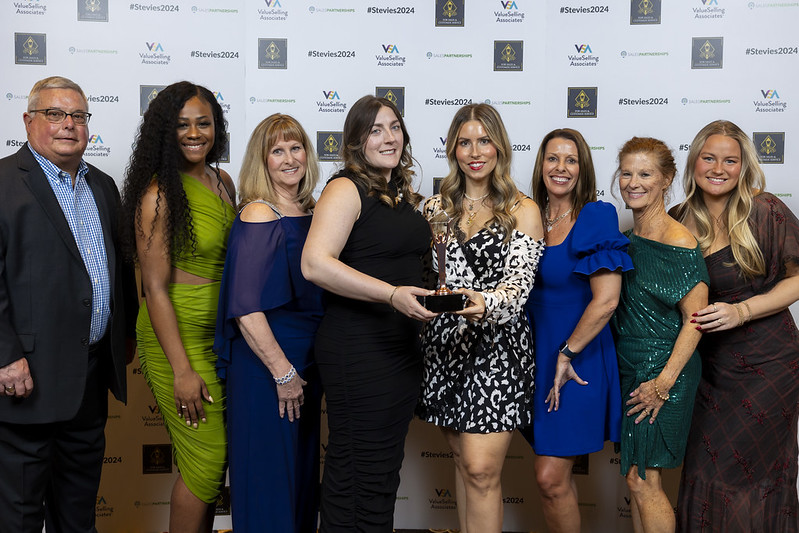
[419, 293, 466, 313]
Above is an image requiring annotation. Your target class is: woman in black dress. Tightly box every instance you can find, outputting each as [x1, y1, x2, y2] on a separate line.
[301, 95, 436, 532]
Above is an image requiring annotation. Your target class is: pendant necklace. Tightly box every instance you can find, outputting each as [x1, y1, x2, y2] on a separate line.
[464, 192, 489, 212]
[464, 198, 486, 227]
[545, 203, 573, 232]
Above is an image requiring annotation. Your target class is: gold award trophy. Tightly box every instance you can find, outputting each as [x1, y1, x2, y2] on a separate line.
[423, 211, 466, 313]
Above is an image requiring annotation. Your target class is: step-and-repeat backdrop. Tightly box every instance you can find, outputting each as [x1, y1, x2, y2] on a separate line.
[2, 1, 797, 531]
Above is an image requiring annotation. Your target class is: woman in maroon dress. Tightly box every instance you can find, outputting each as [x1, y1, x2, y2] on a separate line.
[672, 120, 799, 532]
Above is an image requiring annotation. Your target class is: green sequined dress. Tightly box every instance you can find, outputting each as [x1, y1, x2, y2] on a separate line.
[612, 233, 708, 479]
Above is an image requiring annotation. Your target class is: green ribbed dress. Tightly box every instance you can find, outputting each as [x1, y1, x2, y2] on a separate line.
[137, 174, 235, 503]
[612, 233, 708, 480]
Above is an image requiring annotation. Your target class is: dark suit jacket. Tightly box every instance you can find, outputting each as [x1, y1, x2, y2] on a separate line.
[0, 145, 137, 424]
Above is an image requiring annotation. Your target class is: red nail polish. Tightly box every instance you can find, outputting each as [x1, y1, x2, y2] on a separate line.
[690, 319, 696, 323]
[695, 326, 702, 331]
[692, 312, 698, 317]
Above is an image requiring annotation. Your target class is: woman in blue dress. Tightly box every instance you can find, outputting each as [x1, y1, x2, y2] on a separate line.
[521, 128, 632, 533]
[214, 114, 324, 532]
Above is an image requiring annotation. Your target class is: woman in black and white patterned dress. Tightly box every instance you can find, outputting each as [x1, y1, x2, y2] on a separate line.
[417, 104, 544, 533]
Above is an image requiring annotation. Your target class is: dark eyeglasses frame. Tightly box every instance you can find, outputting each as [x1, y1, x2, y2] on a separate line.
[29, 108, 92, 125]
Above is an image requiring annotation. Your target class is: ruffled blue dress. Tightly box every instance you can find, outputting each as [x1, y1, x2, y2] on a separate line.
[521, 201, 632, 456]
[214, 207, 324, 533]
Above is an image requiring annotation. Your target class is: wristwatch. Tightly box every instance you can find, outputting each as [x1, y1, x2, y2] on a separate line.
[558, 341, 579, 359]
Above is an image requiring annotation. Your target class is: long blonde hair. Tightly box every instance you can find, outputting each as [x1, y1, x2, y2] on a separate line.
[672, 120, 766, 278]
[439, 103, 518, 242]
[238, 113, 319, 212]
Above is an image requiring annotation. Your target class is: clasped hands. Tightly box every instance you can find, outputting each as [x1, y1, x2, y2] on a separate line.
[0, 357, 33, 398]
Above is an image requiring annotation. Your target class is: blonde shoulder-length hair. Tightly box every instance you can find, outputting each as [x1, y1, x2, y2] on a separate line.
[439, 103, 519, 242]
[672, 120, 766, 278]
[238, 113, 319, 212]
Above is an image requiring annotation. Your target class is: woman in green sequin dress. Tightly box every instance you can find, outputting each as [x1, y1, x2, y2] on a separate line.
[611, 137, 708, 533]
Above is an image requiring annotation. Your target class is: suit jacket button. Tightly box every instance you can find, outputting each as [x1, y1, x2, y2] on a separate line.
[81, 338, 89, 346]
[82, 298, 91, 307]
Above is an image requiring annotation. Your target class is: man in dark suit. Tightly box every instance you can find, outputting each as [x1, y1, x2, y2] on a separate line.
[0, 76, 137, 532]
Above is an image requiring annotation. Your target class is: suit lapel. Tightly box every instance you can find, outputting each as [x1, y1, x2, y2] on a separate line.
[18, 148, 83, 263]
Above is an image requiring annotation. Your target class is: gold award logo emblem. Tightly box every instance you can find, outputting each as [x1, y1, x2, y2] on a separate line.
[760, 135, 776, 155]
[266, 41, 281, 61]
[443, 0, 457, 17]
[574, 90, 591, 109]
[324, 135, 339, 154]
[699, 40, 715, 60]
[501, 44, 516, 63]
[23, 36, 39, 56]
[384, 90, 398, 105]
[85, 0, 101, 13]
[638, 0, 654, 15]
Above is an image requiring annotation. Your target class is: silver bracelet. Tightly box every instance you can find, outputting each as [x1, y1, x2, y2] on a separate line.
[274, 365, 296, 386]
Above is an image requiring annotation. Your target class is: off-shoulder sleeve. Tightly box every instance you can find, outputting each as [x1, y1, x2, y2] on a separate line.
[482, 231, 545, 325]
[573, 201, 633, 277]
[214, 218, 291, 376]
[751, 193, 799, 291]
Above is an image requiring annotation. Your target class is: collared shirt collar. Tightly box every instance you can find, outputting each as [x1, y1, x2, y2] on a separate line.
[27, 143, 89, 185]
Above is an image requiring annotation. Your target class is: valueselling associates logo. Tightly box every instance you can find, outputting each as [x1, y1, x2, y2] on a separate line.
[85, 134, 111, 158]
[754, 89, 787, 113]
[569, 43, 599, 67]
[375, 44, 407, 67]
[317, 91, 346, 113]
[630, 0, 661, 24]
[142, 444, 173, 474]
[316, 131, 343, 162]
[141, 403, 164, 427]
[435, 0, 464, 26]
[139, 84, 167, 115]
[430, 487, 456, 510]
[691, 37, 723, 69]
[95, 495, 114, 518]
[432, 137, 447, 161]
[568, 87, 598, 118]
[495, 0, 524, 22]
[375, 87, 405, 116]
[79, 0, 109, 21]
[15, 33, 47, 65]
[259, 38, 287, 69]
[494, 40, 523, 71]
[693, 0, 725, 19]
[141, 41, 171, 65]
[14, 0, 47, 15]
[258, 0, 288, 21]
[753, 132, 785, 164]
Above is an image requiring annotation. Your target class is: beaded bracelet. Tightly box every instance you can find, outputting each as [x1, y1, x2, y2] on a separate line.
[654, 381, 670, 402]
[274, 365, 296, 386]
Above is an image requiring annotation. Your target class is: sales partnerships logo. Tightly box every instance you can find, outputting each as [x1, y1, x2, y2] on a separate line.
[630, 0, 661, 24]
[691, 37, 724, 69]
[79, 0, 109, 21]
[258, 38, 287, 69]
[139, 85, 167, 115]
[258, 0, 288, 21]
[567, 87, 598, 118]
[316, 131, 343, 161]
[494, 40, 523, 71]
[435, 0, 464, 26]
[15, 33, 47, 65]
[375, 87, 405, 116]
[752, 132, 784, 164]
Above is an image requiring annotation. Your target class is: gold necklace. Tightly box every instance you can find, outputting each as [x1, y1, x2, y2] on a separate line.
[464, 199, 485, 226]
[464, 192, 489, 213]
[545, 203, 573, 232]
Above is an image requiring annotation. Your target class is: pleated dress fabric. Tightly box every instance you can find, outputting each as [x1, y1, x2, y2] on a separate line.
[612, 233, 708, 479]
[137, 173, 234, 503]
[314, 175, 431, 532]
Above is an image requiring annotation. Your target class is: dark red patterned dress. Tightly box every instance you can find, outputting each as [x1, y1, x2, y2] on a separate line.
[677, 193, 799, 532]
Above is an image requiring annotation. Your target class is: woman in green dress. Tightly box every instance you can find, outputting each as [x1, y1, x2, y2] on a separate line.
[121, 82, 236, 533]
[611, 137, 708, 533]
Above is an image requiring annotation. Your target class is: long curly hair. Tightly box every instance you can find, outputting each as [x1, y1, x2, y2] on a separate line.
[121, 81, 228, 261]
[439, 103, 518, 242]
[672, 120, 766, 278]
[530, 128, 597, 222]
[238, 113, 319, 211]
[340, 95, 422, 208]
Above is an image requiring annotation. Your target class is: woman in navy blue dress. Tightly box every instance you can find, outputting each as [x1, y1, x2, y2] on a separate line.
[521, 129, 631, 532]
[215, 114, 324, 532]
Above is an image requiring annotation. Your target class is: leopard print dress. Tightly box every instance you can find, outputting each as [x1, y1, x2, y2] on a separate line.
[417, 195, 544, 433]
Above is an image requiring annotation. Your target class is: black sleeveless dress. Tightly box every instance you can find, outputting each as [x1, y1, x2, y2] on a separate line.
[314, 174, 431, 532]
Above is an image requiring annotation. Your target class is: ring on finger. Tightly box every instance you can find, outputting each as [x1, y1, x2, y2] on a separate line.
[713, 303, 718, 312]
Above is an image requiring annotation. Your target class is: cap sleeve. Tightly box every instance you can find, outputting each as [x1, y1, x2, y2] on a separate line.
[572, 201, 634, 277]
[214, 217, 292, 376]
[751, 193, 799, 290]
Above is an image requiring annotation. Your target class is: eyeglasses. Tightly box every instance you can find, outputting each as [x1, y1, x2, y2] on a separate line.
[29, 108, 92, 125]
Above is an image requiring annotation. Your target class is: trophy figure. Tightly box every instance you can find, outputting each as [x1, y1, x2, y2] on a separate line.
[424, 211, 466, 313]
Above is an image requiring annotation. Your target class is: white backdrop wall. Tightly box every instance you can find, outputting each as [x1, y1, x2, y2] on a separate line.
[2, 1, 798, 531]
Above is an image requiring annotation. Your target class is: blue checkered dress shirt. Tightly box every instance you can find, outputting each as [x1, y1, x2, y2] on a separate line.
[28, 144, 111, 344]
